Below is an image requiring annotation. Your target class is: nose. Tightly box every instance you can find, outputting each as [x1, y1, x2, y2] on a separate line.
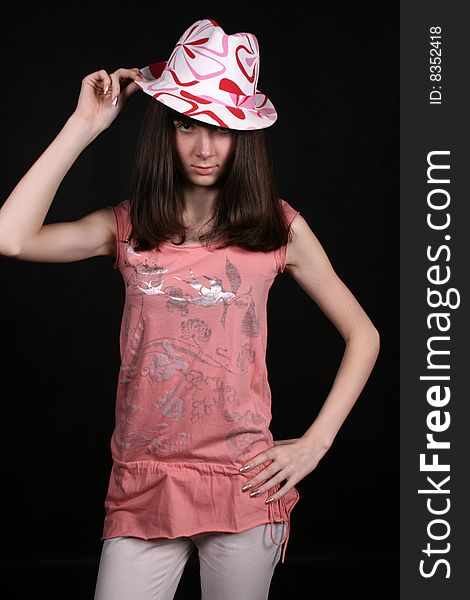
[195, 128, 215, 160]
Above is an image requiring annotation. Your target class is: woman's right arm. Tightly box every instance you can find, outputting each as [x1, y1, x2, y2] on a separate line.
[0, 67, 144, 261]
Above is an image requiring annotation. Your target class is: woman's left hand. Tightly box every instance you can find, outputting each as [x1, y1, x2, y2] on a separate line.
[240, 436, 331, 502]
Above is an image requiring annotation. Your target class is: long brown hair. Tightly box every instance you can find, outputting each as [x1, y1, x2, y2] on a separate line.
[128, 99, 293, 252]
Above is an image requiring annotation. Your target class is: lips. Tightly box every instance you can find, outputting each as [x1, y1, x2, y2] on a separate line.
[192, 165, 216, 175]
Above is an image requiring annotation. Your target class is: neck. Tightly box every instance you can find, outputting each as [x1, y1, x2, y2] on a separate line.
[181, 183, 219, 224]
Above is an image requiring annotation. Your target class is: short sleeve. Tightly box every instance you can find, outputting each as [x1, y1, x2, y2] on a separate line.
[275, 198, 301, 274]
[107, 199, 132, 270]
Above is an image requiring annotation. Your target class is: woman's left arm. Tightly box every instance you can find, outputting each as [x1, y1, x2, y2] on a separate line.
[286, 213, 380, 448]
[240, 214, 380, 502]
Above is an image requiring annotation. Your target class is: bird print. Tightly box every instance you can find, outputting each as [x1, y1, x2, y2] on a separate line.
[138, 279, 166, 295]
[170, 266, 236, 306]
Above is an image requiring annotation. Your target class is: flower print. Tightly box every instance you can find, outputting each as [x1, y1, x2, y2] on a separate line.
[223, 409, 266, 428]
[185, 369, 205, 386]
[221, 384, 239, 408]
[180, 318, 211, 343]
[148, 350, 188, 382]
[191, 381, 220, 423]
[154, 389, 185, 420]
[191, 397, 212, 422]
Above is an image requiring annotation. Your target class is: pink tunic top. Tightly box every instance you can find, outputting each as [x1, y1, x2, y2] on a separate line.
[101, 197, 301, 563]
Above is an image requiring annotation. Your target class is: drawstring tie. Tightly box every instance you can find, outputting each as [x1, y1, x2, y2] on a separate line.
[267, 485, 291, 564]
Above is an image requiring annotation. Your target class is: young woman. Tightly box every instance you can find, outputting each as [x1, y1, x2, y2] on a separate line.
[0, 18, 380, 600]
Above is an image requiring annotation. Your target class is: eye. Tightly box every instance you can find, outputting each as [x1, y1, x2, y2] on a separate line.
[175, 120, 231, 134]
[176, 121, 193, 132]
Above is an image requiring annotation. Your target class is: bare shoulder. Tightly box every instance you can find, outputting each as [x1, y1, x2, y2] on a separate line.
[283, 211, 379, 340]
[284, 212, 327, 272]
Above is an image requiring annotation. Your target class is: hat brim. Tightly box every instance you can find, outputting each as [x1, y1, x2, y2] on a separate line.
[135, 63, 277, 131]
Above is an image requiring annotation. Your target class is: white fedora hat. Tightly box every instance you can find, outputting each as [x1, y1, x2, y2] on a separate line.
[135, 18, 277, 131]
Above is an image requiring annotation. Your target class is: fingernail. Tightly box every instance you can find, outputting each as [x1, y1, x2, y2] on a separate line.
[104, 84, 109, 94]
[265, 496, 275, 504]
[241, 483, 252, 492]
[112, 96, 118, 106]
[249, 489, 262, 497]
[239, 465, 251, 473]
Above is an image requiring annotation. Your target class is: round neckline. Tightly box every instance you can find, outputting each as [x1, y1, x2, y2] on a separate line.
[161, 239, 223, 249]
[162, 242, 208, 249]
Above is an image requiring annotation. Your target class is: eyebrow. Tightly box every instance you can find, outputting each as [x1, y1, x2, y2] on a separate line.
[174, 117, 196, 124]
[173, 118, 226, 132]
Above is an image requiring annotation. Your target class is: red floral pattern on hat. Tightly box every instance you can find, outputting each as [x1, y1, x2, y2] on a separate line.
[167, 20, 229, 82]
[136, 19, 277, 131]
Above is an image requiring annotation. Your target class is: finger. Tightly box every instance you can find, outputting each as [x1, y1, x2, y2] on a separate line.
[265, 480, 294, 504]
[130, 67, 145, 78]
[112, 67, 145, 82]
[109, 68, 145, 106]
[82, 69, 111, 96]
[108, 72, 121, 106]
[239, 448, 276, 472]
[242, 464, 281, 491]
[97, 69, 112, 96]
[249, 471, 289, 498]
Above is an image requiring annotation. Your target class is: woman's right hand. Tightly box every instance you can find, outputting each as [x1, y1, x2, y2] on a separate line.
[71, 67, 145, 133]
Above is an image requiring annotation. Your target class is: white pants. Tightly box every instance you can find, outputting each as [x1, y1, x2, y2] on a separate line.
[93, 522, 287, 600]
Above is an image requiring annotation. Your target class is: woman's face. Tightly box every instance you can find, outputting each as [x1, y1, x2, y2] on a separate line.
[173, 118, 236, 187]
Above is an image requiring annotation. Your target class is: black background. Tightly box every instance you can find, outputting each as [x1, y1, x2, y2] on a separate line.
[0, 2, 397, 598]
